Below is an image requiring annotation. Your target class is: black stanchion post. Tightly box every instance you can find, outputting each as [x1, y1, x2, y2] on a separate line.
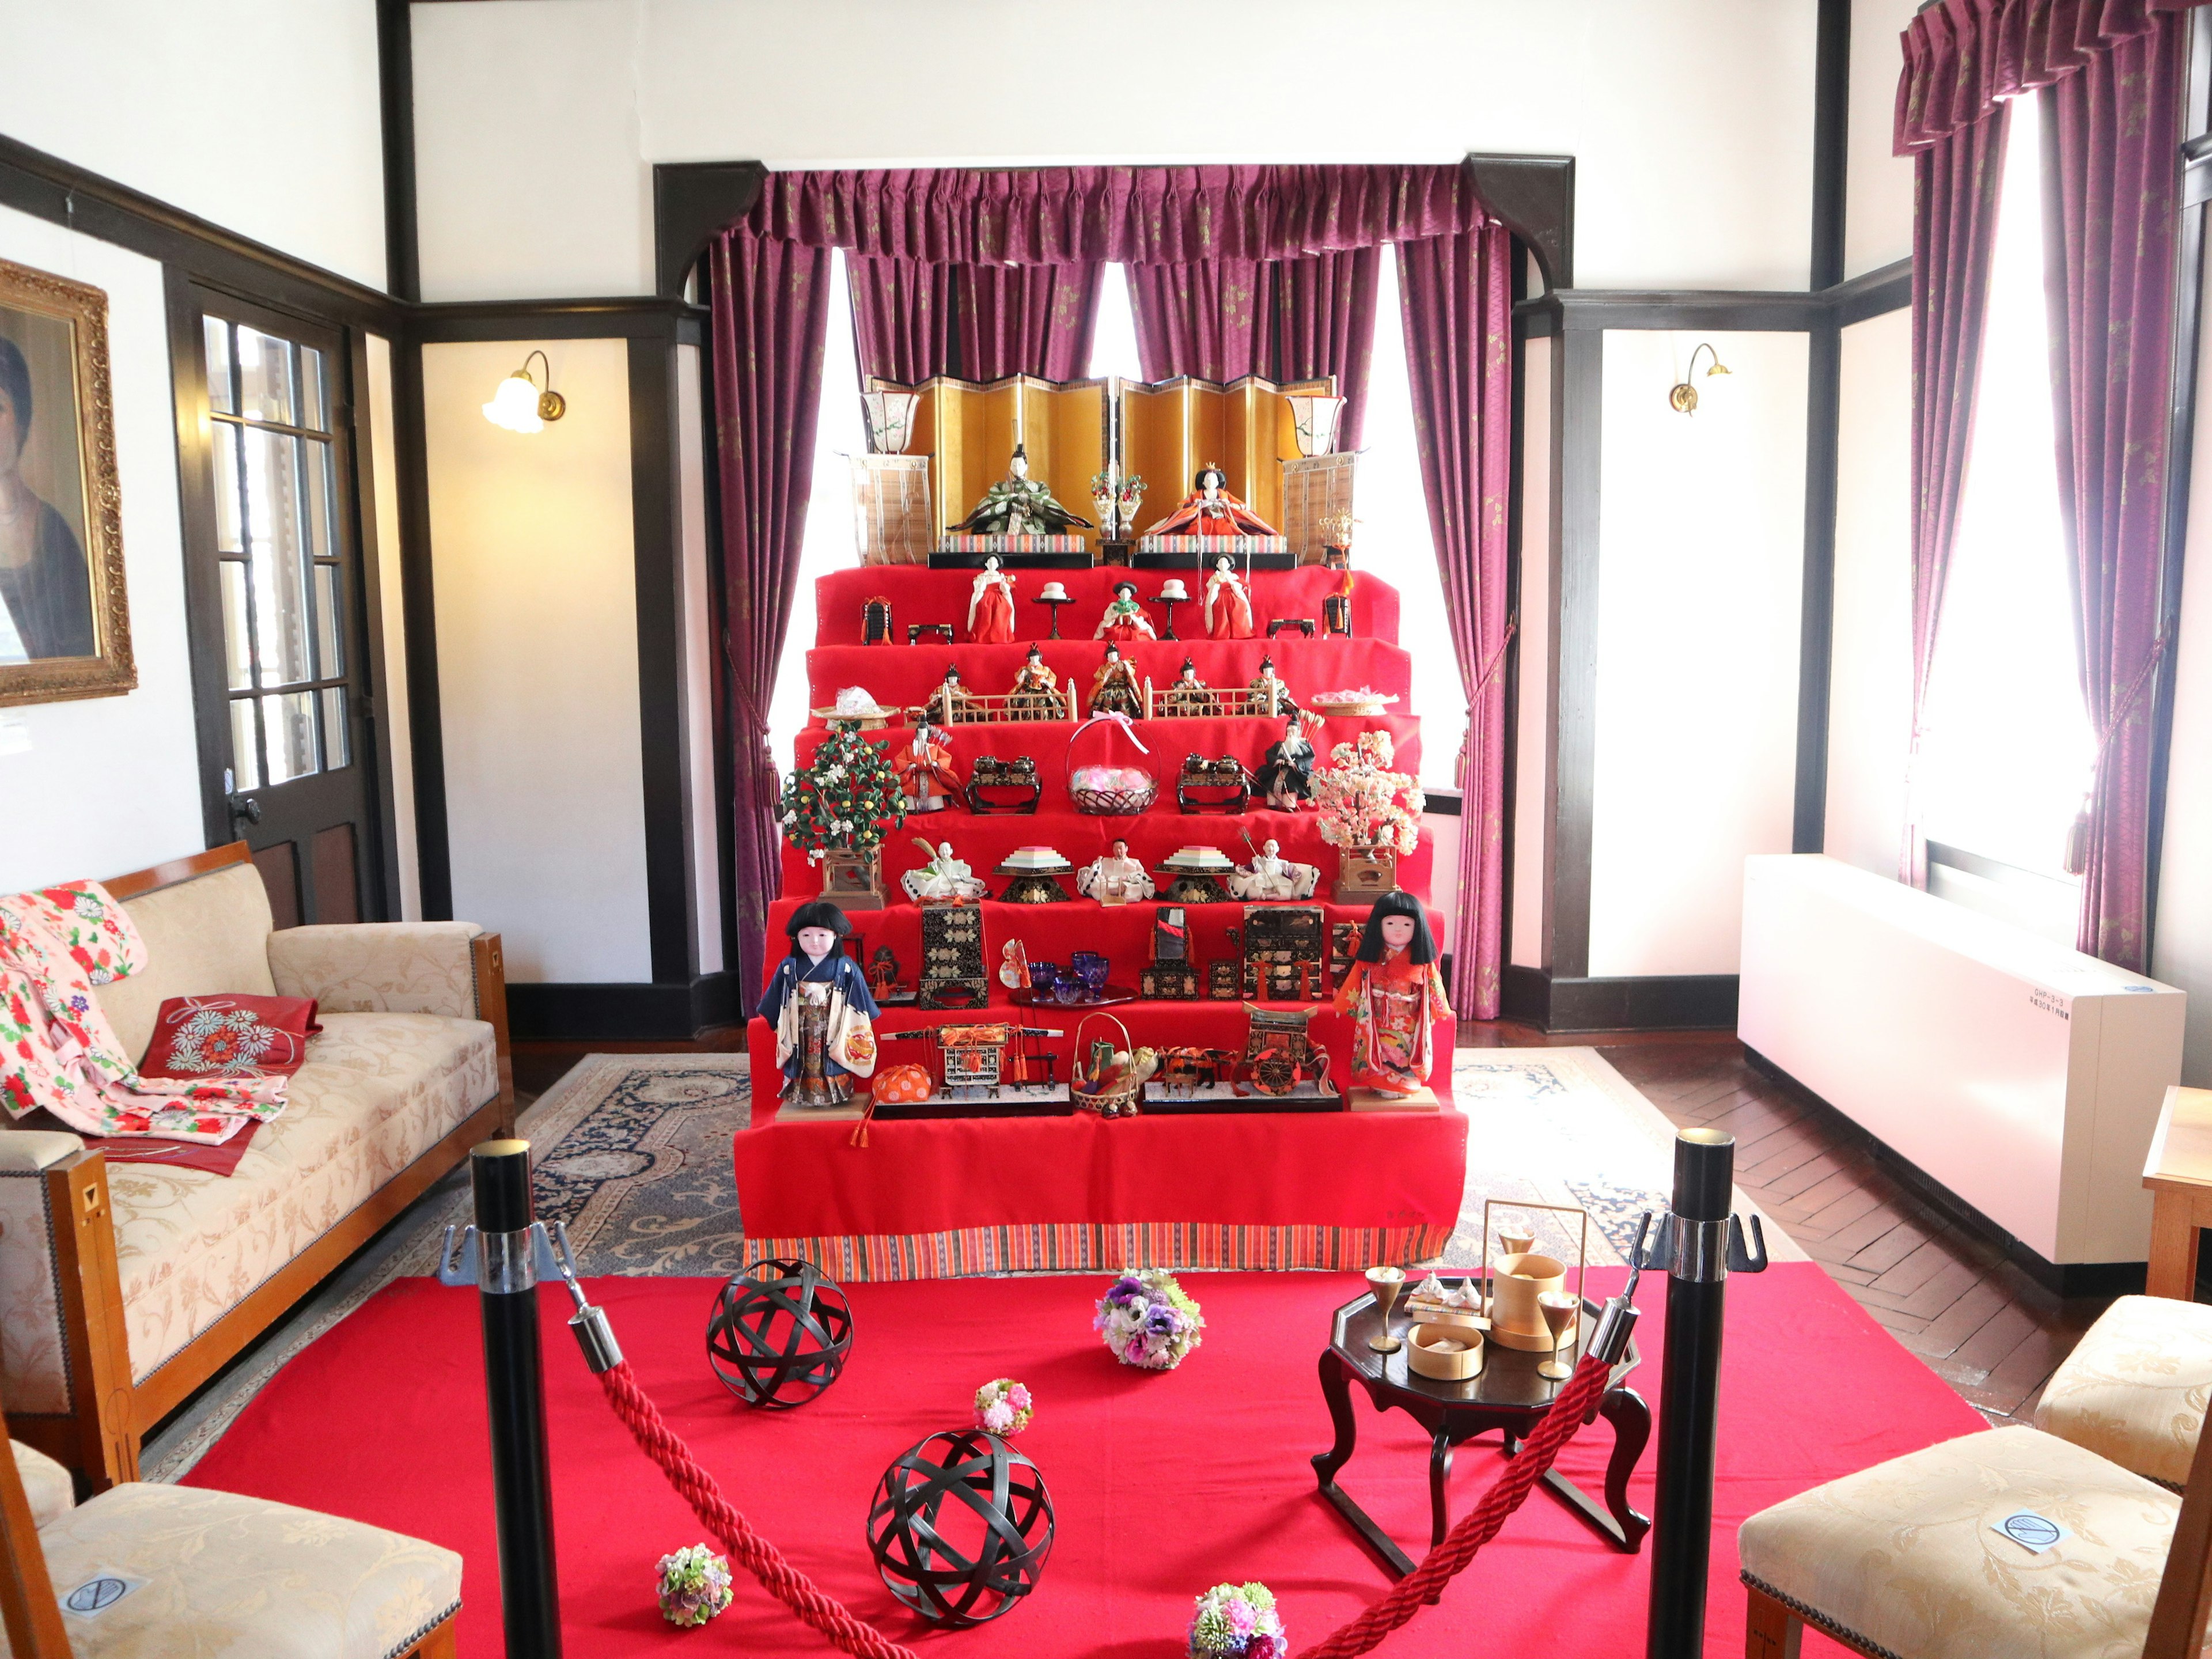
[1645, 1127, 1765, 1659]
[469, 1138, 564, 1659]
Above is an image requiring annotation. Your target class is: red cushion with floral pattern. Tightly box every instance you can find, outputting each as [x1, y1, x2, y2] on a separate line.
[138, 995, 323, 1081]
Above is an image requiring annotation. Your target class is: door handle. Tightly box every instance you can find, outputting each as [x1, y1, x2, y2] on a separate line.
[226, 791, 262, 825]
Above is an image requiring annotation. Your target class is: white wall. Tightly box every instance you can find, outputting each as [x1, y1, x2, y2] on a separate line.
[422, 338, 652, 983]
[1824, 309, 1913, 876]
[676, 342, 721, 975]
[2154, 255, 2212, 1086]
[1588, 331, 1808, 977]
[0, 1, 388, 289]
[362, 334, 421, 921]
[1844, 0, 1919, 280]
[411, 0, 1818, 301]
[0, 203, 206, 891]
[1513, 335, 1554, 969]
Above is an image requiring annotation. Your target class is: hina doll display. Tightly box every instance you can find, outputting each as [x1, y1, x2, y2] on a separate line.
[1252, 712, 1318, 810]
[1006, 645, 1063, 721]
[1088, 643, 1144, 718]
[1246, 656, 1300, 719]
[967, 555, 1017, 645]
[1077, 837, 1156, 903]
[1331, 891, 1452, 1098]
[1227, 838, 1320, 900]
[894, 720, 962, 813]
[1094, 581, 1158, 642]
[756, 901, 881, 1108]
[1204, 556, 1254, 639]
[949, 444, 1093, 536]
[1141, 463, 1281, 540]
[1157, 657, 1213, 717]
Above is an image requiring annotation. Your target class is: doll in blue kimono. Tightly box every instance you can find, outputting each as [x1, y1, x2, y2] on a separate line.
[756, 900, 882, 1107]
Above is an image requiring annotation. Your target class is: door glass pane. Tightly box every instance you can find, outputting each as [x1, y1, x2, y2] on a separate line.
[219, 560, 252, 691]
[211, 423, 242, 552]
[299, 345, 327, 432]
[203, 317, 234, 415]
[241, 430, 310, 684]
[303, 440, 336, 558]
[321, 686, 349, 769]
[236, 327, 296, 426]
[229, 698, 261, 790]
[262, 691, 319, 783]
[313, 563, 342, 677]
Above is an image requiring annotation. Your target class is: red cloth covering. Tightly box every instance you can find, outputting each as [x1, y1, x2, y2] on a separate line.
[816, 565, 1399, 650]
[783, 808, 1433, 908]
[75, 1118, 262, 1176]
[181, 1266, 1986, 1659]
[138, 995, 321, 1081]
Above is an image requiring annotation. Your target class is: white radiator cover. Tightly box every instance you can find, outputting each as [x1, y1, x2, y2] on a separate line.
[1738, 855, 2185, 1265]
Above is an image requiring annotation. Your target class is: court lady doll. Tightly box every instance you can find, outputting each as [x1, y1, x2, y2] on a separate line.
[1204, 555, 1253, 639]
[967, 554, 1016, 645]
[756, 901, 881, 1108]
[1093, 580, 1157, 642]
[1332, 891, 1452, 1097]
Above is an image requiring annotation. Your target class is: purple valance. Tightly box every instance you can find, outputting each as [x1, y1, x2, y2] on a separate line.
[741, 164, 1494, 266]
[1895, 0, 2209, 152]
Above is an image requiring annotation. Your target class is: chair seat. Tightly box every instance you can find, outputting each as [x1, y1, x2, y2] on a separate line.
[9, 1440, 71, 1529]
[0, 1481, 460, 1658]
[1738, 1425, 2198, 1659]
[2035, 1294, 2212, 1488]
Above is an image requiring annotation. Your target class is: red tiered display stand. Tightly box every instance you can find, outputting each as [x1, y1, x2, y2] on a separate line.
[737, 566, 1465, 1279]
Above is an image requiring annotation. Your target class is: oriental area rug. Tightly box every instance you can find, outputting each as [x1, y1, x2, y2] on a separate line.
[183, 1266, 1974, 1658]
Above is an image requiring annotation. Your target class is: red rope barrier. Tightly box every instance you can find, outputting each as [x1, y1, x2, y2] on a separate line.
[596, 1360, 922, 1659]
[1300, 1353, 1615, 1659]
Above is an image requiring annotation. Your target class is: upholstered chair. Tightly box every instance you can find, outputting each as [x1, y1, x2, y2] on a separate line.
[1, 1406, 460, 1658]
[2035, 1294, 2212, 1488]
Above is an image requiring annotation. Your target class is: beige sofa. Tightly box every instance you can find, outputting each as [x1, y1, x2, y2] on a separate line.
[0, 842, 510, 1489]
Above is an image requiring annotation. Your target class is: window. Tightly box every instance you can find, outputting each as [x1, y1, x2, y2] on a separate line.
[1914, 91, 2096, 886]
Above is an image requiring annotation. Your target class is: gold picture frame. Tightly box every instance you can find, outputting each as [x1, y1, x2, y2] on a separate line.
[0, 255, 132, 707]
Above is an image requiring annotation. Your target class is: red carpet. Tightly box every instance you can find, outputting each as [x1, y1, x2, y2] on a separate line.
[185, 1264, 1980, 1657]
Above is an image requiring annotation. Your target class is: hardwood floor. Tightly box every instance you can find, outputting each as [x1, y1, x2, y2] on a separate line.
[512, 1020, 2124, 1426]
[1457, 1021, 2116, 1426]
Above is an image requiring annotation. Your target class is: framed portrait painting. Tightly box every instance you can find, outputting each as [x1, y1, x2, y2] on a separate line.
[0, 256, 131, 706]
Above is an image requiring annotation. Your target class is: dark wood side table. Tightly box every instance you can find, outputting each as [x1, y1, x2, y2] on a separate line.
[1312, 1286, 1650, 1575]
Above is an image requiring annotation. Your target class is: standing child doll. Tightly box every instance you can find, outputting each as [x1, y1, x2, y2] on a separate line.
[1332, 891, 1452, 1097]
[756, 901, 881, 1108]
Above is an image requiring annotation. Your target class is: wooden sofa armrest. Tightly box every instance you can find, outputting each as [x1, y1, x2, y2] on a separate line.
[471, 934, 513, 1132]
[5, 1152, 136, 1494]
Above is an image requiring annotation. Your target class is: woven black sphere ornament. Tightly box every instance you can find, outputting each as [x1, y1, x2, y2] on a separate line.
[866, 1429, 1054, 1627]
[704, 1259, 853, 1408]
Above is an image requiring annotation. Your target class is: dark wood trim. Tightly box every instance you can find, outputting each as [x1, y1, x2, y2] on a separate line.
[1465, 154, 1575, 291]
[2147, 6, 2212, 965]
[0, 133, 398, 332]
[1555, 290, 1826, 332]
[103, 838, 251, 901]
[628, 336, 697, 984]
[412, 297, 704, 344]
[653, 161, 767, 300]
[350, 328, 409, 919]
[507, 972, 738, 1042]
[1549, 328, 1600, 979]
[693, 332, 743, 990]
[377, 0, 418, 304]
[1831, 257, 1912, 324]
[163, 269, 236, 851]
[1811, 0, 1851, 293]
[389, 331, 451, 917]
[1499, 965, 1740, 1032]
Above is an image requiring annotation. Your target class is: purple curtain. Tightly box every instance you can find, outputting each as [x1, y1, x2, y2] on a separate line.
[708, 229, 835, 1011]
[1275, 248, 1381, 452]
[1399, 228, 1516, 1020]
[847, 255, 955, 385]
[847, 257, 1100, 385]
[1896, 0, 2209, 153]
[2043, 19, 2188, 968]
[1902, 107, 2010, 885]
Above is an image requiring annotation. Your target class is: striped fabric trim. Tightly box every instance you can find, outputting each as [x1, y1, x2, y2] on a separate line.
[743, 1221, 1452, 1282]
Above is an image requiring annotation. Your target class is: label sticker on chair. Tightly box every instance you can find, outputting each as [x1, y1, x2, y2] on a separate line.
[1991, 1511, 2070, 1554]
[60, 1570, 145, 1617]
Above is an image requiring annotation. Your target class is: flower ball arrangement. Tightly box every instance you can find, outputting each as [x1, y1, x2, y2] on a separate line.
[1094, 1270, 1205, 1371]
[1188, 1581, 1286, 1659]
[655, 1544, 734, 1627]
[973, 1377, 1034, 1435]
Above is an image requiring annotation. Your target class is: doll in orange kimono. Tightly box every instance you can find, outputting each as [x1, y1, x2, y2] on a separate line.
[1205, 555, 1254, 639]
[1332, 891, 1453, 1097]
[1142, 463, 1281, 541]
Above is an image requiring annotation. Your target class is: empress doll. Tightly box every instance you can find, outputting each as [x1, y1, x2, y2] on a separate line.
[1093, 581, 1157, 642]
[967, 555, 1016, 645]
[1204, 556, 1253, 639]
[1088, 643, 1143, 718]
[1141, 463, 1280, 540]
[755, 901, 881, 1108]
[1331, 891, 1452, 1098]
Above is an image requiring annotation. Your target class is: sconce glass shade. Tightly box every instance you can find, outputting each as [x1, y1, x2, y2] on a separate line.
[862, 391, 921, 455]
[1286, 394, 1346, 457]
[483, 372, 546, 434]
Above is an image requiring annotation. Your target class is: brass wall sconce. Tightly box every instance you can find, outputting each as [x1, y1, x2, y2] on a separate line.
[1666, 342, 1732, 414]
[482, 349, 567, 433]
